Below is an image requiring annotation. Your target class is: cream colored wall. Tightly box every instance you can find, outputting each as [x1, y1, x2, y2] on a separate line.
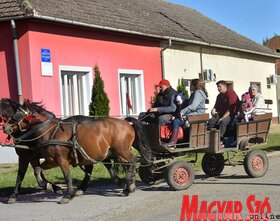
[163, 44, 278, 117]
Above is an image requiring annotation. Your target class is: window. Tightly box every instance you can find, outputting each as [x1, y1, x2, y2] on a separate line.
[225, 81, 234, 90]
[118, 69, 145, 116]
[59, 66, 92, 117]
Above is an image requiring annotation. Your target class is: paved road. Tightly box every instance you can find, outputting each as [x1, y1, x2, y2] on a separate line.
[0, 152, 279, 221]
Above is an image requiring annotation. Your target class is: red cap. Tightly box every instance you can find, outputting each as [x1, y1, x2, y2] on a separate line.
[157, 79, 170, 87]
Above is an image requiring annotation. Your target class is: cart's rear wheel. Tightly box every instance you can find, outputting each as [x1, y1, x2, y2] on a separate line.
[244, 150, 269, 178]
[166, 161, 194, 190]
[202, 153, 224, 177]
[138, 164, 165, 185]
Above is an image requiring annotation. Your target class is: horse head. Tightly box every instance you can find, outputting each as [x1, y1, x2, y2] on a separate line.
[10, 100, 54, 134]
[0, 98, 22, 123]
[0, 99, 26, 135]
[0, 99, 53, 136]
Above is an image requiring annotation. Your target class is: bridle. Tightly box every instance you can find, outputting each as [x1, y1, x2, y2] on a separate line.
[0, 107, 31, 135]
[1, 107, 53, 144]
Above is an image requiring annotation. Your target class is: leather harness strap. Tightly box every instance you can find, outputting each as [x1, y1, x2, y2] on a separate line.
[38, 121, 97, 165]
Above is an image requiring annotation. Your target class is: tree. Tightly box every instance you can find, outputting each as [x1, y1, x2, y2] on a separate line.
[150, 84, 159, 107]
[89, 65, 110, 117]
[177, 78, 189, 100]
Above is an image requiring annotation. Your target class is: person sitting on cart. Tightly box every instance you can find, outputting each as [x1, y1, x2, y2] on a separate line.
[138, 79, 177, 126]
[236, 92, 253, 122]
[208, 80, 240, 148]
[165, 79, 208, 148]
[249, 84, 266, 115]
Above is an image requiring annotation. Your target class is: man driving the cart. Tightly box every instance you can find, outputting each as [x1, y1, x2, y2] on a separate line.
[138, 79, 177, 126]
[208, 80, 240, 147]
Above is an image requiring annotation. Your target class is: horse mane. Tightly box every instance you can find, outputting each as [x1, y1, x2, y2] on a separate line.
[26, 102, 56, 118]
[1, 98, 21, 111]
[125, 117, 152, 164]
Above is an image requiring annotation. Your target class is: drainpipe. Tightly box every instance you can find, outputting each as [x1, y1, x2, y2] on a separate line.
[160, 37, 172, 79]
[200, 47, 204, 77]
[11, 20, 23, 104]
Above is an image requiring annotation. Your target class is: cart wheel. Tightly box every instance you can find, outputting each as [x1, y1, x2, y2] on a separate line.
[166, 161, 194, 190]
[138, 165, 165, 185]
[244, 150, 269, 178]
[202, 153, 224, 177]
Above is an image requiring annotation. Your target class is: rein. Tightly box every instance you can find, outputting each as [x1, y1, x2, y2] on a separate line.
[11, 117, 56, 143]
[139, 112, 152, 121]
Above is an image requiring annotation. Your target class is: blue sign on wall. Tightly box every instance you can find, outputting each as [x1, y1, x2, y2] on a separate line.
[41, 48, 51, 62]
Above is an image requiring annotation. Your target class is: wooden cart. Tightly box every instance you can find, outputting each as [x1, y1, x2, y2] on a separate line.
[138, 113, 272, 190]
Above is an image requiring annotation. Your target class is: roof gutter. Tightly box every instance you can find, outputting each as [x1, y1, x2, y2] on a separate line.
[2, 14, 279, 59]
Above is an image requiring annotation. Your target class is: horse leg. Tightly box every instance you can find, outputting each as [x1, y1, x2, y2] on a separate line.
[103, 157, 126, 188]
[121, 153, 138, 197]
[58, 161, 75, 204]
[32, 162, 63, 195]
[75, 164, 93, 196]
[7, 156, 29, 204]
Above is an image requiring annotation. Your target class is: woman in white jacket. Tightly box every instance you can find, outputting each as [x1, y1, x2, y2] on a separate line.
[249, 84, 266, 115]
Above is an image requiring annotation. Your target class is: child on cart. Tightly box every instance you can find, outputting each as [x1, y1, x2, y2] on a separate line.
[237, 92, 253, 122]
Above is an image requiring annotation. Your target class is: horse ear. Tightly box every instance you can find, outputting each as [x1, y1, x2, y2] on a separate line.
[22, 99, 31, 114]
[23, 99, 30, 107]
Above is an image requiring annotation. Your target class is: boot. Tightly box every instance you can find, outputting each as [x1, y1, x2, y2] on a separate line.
[166, 128, 179, 148]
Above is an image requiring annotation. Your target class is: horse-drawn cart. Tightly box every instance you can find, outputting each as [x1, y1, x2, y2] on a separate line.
[0, 98, 273, 203]
[137, 113, 272, 191]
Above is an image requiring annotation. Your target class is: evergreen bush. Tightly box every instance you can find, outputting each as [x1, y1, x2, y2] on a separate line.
[177, 78, 189, 100]
[89, 65, 110, 117]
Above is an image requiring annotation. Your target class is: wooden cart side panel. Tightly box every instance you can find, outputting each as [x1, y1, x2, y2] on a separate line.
[189, 114, 210, 149]
[237, 113, 272, 147]
[188, 114, 209, 122]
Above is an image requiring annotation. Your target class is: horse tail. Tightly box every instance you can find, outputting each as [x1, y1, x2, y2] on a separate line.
[125, 117, 152, 164]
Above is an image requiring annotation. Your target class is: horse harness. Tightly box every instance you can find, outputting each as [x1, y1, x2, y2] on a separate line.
[12, 119, 97, 165]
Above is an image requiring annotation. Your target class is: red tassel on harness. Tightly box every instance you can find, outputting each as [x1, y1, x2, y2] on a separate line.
[24, 115, 48, 123]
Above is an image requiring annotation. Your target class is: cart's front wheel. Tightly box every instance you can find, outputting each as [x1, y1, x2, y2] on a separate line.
[244, 150, 269, 178]
[202, 153, 224, 177]
[139, 164, 165, 185]
[166, 161, 194, 190]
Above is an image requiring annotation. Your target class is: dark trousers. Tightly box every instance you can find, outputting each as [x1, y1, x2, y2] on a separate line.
[208, 115, 231, 138]
[173, 118, 185, 129]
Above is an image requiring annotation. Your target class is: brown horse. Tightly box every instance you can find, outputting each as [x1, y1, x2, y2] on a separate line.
[0, 99, 63, 203]
[0, 99, 110, 203]
[4, 100, 138, 204]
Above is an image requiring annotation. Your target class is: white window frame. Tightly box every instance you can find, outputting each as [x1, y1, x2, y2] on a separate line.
[59, 65, 93, 117]
[118, 69, 146, 117]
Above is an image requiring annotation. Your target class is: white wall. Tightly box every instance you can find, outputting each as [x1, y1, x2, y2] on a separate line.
[0, 147, 18, 163]
[163, 44, 278, 117]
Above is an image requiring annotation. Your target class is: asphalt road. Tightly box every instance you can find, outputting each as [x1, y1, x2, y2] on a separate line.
[0, 152, 279, 221]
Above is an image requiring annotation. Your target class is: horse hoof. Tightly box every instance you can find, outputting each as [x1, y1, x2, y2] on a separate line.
[118, 180, 127, 189]
[121, 189, 130, 197]
[52, 184, 63, 195]
[55, 189, 64, 195]
[128, 183, 136, 193]
[7, 196, 17, 204]
[58, 197, 72, 204]
[75, 189, 84, 196]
